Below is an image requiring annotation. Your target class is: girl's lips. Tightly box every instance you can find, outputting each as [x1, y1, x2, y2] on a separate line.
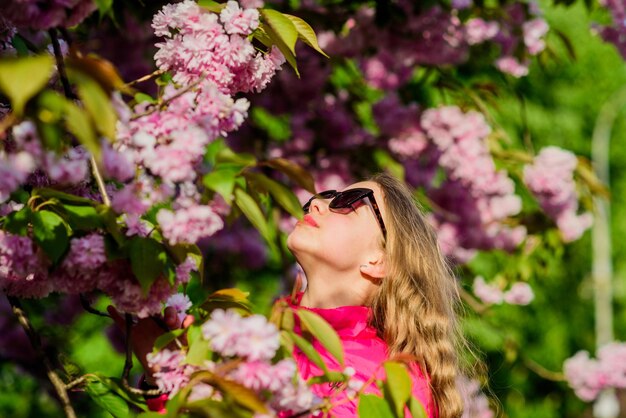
[302, 214, 319, 227]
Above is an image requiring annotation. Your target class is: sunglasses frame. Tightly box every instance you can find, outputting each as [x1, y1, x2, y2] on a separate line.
[302, 188, 387, 240]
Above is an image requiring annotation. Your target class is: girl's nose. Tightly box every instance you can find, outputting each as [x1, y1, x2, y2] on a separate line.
[309, 197, 328, 214]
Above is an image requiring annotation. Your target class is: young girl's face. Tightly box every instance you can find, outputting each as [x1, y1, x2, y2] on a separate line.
[287, 181, 387, 272]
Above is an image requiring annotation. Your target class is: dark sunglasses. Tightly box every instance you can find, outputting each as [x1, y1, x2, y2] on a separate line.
[302, 188, 387, 240]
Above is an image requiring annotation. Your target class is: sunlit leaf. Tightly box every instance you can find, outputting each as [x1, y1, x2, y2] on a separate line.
[0, 55, 54, 115]
[383, 361, 412, 417]
[260, 10, 299, 75]
[85, 379, 130, 418]
[409, 396, 428, 418]
[31, 210, 69, 264]
[65, 100, 101, 159]
[283, 13, 329, 57]
[296, 309, 344, 367]
[210, 376, 268, 414]
[288, 330, 329, 373]
[67, 51, 133, 95]
[153, 329, 187, 352]
[73, 70, 118, 140]
[129, 236, 166, 294]
[234, 187, 273, 244]
[203, 168, 240, 204]
[262, 158, 316, 193]
[357, 394, 395, 418]
[63, 204, 103, 230]
[244, 171, 303, 218]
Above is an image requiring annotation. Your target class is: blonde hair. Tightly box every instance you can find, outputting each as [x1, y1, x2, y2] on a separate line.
[369, 172, 465, 418]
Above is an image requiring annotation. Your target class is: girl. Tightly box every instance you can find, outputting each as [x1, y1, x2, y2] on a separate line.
[113, 173, 466, 417]
[285, 173, 464, 417]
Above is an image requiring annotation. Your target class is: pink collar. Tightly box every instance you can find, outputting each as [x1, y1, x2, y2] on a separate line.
[288, 292, 379, 339]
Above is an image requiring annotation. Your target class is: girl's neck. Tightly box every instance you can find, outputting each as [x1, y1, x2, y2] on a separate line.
[299, 272, 372, 309]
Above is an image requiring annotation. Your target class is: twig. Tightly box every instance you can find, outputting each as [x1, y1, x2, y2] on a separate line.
[65, 376, 88, 391]
[459, 288, 489, 315]
[8, 296, 77, 418]
[122, 313, 134, 386]
[90, 156, 111, 206]
[126, 69, 165, 87]
[130, 76, 205, 121]
[79, 294, 111, 318]
[48, 29, 76, 100]
[521, 355, 565, 382]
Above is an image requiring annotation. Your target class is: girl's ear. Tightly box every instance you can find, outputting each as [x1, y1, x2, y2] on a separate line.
[359, 253, 385, 281]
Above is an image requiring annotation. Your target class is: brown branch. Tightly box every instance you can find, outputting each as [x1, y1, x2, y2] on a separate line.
[126, 69, 165, 87]
[48, 29, 75, 100]
[65, 376, 88, 391]
[79, 294, 111, 318]
[90, 156, 111, 206]
[8, 296, 77, 418]
[130, 76, 205, 121]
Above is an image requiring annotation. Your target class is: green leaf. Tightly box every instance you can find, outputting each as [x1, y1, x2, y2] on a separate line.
[203, 168, 239, 204]
[383, 362, 412, 417]
[198, 0, 226, 12]
[65, 100, 100, 159]
[0, 55, 54, 115]
[204, 138, 228, 166]
[357, 394, 395, 418]
[262, 158, 316, 193]
[215, 147, 257, 167]
[296, 309, 345, 367]
[73, 71, 118, 140]
[3, 206, 32, 236]
[307, 371, 347, 385]
[409, 396, 428, 418]
[94, 0, 113, 15]
[134, 92, 156, 104]
[185, 339, 212, 366]
[373, 150, 405, 181]
[260, 10, 298, 55]
[233, 187, 273, 244]
[251, 107, 291, 142]
[32, 187, 98, 206]
[210, 376, 268, 414]
[31, 210, 69, 264]
[98, 205, 125, 245]
[288, 330, 329, 373]
[283, 14, 329, 58]
[85, 379, 130, 418]
[258, 15, 299, 76]
[153, 329, 186, 352]
[129, 237, 166, 294]
[63, 204, 103, 230]
[245, 172, 303, 218]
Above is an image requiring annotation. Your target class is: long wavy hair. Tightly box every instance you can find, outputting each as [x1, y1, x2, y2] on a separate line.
[369, 172, 466, 418]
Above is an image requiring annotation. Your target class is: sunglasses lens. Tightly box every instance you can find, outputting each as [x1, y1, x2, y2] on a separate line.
[329, 189, 368, 210]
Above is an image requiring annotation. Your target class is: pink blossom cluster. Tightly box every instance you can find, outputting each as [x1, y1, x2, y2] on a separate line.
[0, 230, 51, 298]
[157, 203, 224, 246]
[229, 358, 315, 414]
[147, 349, 194, 396]
[165, 293, 192, 324]
[523, 146, 593, 242]
[1, 122, 92, 203]
[148, 309, 315, 414]
[0, 228, 191, 317]
[201, 309, 280, 361]
[563, 342, 626, 401]
[1, 0, 96, 30]
[472, 276, 534, 306]
[457, 375, 494, 418]
[152, 0, 284, 94]
[418, 106, 526, 262]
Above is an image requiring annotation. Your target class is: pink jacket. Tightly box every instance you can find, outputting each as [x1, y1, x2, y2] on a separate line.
[289, 295, 437, 418]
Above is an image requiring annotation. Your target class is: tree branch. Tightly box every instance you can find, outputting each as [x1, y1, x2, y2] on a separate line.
[7, 296, 77, 418]
[79, 294, 111, 318]
[48, 29, 75, 100]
